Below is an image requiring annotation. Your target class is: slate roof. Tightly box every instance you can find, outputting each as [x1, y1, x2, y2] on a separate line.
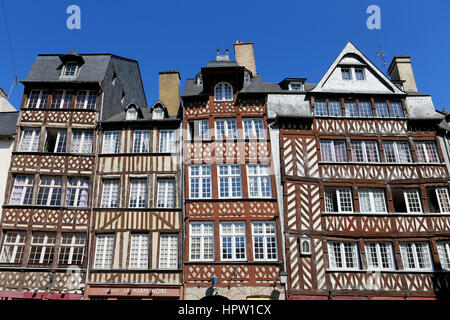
[0, 111, 19, 137]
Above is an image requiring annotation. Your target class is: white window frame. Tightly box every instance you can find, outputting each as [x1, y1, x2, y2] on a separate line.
[354, 68, 366, 80]
[189, 165, 212, 199]
[215, 118, 237, 139]
[125, 108, 138, 120]
[58, 233, 86, 265]
[288, 82, 304, 91]
[152, 108, 165, 120]
[37, 176, 62, 206]
[320, 140, 347, 163]
[61, 62, 78, 77]
[399, 242, 433, 271]
[101, 179, 120, 208]
[365, 242, 396, 271]
[102, 131, 120, 154]
[159, 234, 178, 269]
[350, 140, 380, 163]
[19, 128, 40, 152]
[252, 221, 277, 261]
[327, 241, 360, 271]
[159, 130, 176, 153]
[324, 187, 353, 213]
[220, 222, 247, 261]
[247, 164, 272, 198]
[214, 82, 233, 101]
[403, 189, 423, 213]
[437, 241, 450, 270]
[10, 175, 34, 205]
[218, 164, 242, 199]
[133, 130, 150, 153]
[414, 141, 440, 163]
[129, 234, 149, 269]
[54, 130, 67, 153]
[93, 234, 115, 269]
[358, 188, 387, 213]
[243, 118, 265, 139]
[71, 131, 94, 153]
[156, 179, 175, 208]
[188, 120, 210, 140]
[435, 188, 450, 213]
[51, 89, 73, 109]
[27, 89, 48, 109]
[341, 67, 352, 80]
[383, 141, 412, 163]
[28, 232, 56, 265]
[0, 231, 26, 264]
[75, 90, 97, 109]
[189, 222, 214, 261]
[129, 178, 147, 208]
[66, 177, 90, 207]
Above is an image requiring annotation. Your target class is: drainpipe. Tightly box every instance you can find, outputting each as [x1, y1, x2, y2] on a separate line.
[180, 113, 186, 299]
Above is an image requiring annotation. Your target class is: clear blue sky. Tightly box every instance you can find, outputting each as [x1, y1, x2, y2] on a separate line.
[1, 0, 449, 110]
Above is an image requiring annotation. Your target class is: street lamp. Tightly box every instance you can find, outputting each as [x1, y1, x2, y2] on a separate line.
[279, 271, 287, 285]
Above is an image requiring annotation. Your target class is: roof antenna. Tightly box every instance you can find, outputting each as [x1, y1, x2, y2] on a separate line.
[376, 45, 388, 74]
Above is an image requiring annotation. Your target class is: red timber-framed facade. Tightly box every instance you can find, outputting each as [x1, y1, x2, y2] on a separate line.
[85, 71, 184, 300]
[0, 51, 147, 300]
[271, 42, 450, 300]
[182, 44, 285, 300]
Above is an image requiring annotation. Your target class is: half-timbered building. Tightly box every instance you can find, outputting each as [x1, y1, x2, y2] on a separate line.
[85, 71, 184, 300]
[268, 42, 450, 300]
[182, 42, 285, 300]
[0, 50, 146, 300]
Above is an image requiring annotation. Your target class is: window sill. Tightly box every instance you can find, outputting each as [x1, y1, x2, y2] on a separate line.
[3, 204, 89, 210]
[326, 269, 440, 274]
[318, 161, 445, 166]
[321, 211, 450, 217]
[12, 151, 95, 157]
[184, 261, 283, 265]
[314, 116, 406, 121]
[21, 107, 98, 112]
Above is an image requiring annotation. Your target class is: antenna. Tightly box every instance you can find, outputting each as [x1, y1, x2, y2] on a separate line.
[376, 45, 388, 74]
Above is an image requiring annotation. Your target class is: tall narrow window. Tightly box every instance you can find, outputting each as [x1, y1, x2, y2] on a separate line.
[129, 178, 147, 208]
[220, 222, 246, 261]
[414, 141, 440, 163]
[341, 68, 352, 80]
[320, 140, 347, 162]
[243, 118, 265, 139]
[37, 176, 62, 206]
[94, 234, 114, 269]
[66, 177, 89, 207]
[375, 102, 389, 118]
[218, 164, 242, 198]
[156, 179, 175, 208]
[0, 231, 26, 264]
[28, 232, 56, 264]
[129, 234, 149, 269]
[159, 234, 178, 269]
[324, 187, 353, 213]
[102, 131, 120, 154]
[403, 189, 423, 213]
[189, 165, 212, 199]
[252, 221, 277, 261]
[355, 68, 365, 80]
[437, 241, 450, 270]
[101, 180, 120, 208]
[59, 233, 86, 265]
[215, 118, 237, 139]
[400, 242, 433, 271]
[51, 90, 73, 109]
[383, 141, 412, 163]
[19, 129, 40, 152]
[328, 100, 342, 116]
[358, 101, 372, 117]
[10, 176, 34, 205]
[328, 241, 359, 270]
[133, 130, 150, 153]
[75, 91, 97, 109]
[27, 90, 48, 109]
[365, 242, 395, 270]
[214, 82, 233, 101]
[350, 140, 379, 163]
[358, 188, 387, 213]
[247, 164, 271, 198]
[315, 100, 328, 116]
[345, 101, 358, 117]
[389, 101, 404, 118]
[71, 131, 93, 153]
[47, 130, 67, 153]
[159, 130, 176, 153]
[427, 187, 450, 213]
[189, 222, 214, 261]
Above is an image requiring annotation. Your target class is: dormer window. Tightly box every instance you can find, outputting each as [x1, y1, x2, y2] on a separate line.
[341, 68, 352, 80]
[355, 68, 366, 80]
[214, 82, 233, 101]
[62, 62, 78, 77]
[153, 109, 164, 120]
[196, 76, 203, 86]
[288, 82, 303, 91]
[126, 108, 138, 120]
[244, 72, 251, 87]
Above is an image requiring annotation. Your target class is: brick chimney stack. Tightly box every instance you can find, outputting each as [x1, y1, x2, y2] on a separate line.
[158, 70, 181, 115]
[233, 41, 257, 75]
[388, 56, 418, 92]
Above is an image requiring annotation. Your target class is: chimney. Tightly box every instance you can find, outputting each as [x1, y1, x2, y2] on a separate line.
[158, 70, 181, 115]
[233, 40, 257, 75]
[388, 56, 418, 92]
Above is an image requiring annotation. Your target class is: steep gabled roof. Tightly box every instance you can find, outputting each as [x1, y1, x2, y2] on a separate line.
[310, 41, 405, 95]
